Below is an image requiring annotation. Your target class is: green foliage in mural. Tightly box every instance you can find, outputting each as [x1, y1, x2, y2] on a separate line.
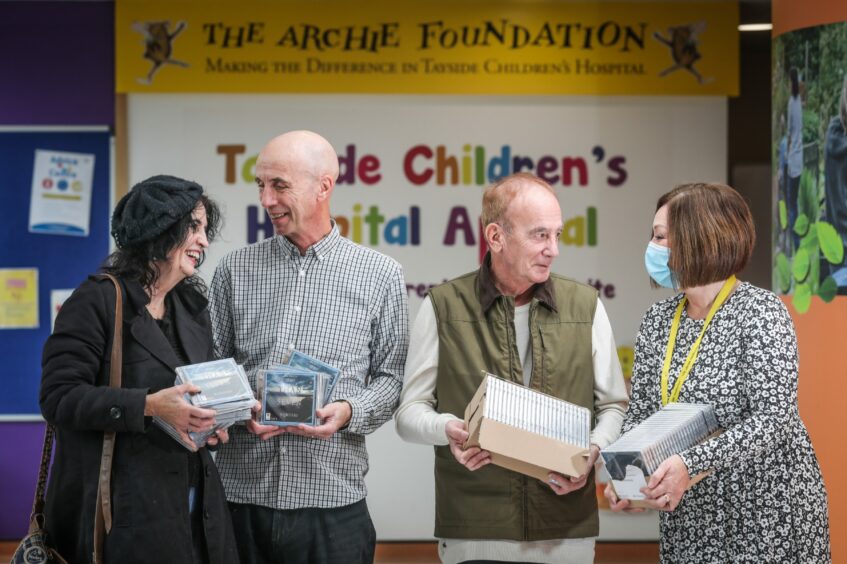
[819, 276, 838, 303]
[818, 221, 845, 265]
[793, 213, 809, 236]
[772, 168, 843, 312]
[792, 248, 810, 282]
[775, 189, 847, 312]
[775, 252, 791, 293]
[802, 109, 819, 146]
[798, 169, 818, 222]
[793, 282, 812, 314]
[817, 23, 847, 146]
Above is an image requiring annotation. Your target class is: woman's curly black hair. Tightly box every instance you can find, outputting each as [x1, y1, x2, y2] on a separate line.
[102, 194, 222, 293]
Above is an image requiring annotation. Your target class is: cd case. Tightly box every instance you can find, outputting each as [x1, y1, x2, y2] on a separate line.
[256, 350, 341, 427]
[175, 358, 254, 407]
[600, 402, 721, 505]
[259, 367, 328, 426]
[153, 358, 255, 451]
[287, 350, 340, 404]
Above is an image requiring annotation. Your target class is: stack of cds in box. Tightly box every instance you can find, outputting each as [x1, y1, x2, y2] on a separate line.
[482, 372, 590, 449]
[601, 402, 719, 481]
[154, 358, 255, 450]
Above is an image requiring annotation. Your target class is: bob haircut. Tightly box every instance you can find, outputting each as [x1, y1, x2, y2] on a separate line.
[103, 194, 222, 292]
[656, 182, 755, 289]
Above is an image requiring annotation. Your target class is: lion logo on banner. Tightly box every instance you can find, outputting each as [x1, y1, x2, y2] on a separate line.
[653, 21, 714, 85]
[133, 20, 189, 84]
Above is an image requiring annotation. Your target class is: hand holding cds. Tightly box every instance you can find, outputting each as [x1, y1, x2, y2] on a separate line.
[152, 358, 256, 451]
[283, 401, 352, 440]
[639, 454, 690, 511]
[253, 350, 346, 439]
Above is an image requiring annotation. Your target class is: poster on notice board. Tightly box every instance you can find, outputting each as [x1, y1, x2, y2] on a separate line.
[28, 149, 94, 236]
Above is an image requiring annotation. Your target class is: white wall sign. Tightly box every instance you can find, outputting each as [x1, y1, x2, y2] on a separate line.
[129, 93, 726, 540]
[49, 289, 74, 332]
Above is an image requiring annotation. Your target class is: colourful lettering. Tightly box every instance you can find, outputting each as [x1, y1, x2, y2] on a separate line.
[402, 144, 619, 187]
[560, 207, 598, 247]
[246, 205, 273, 243]
[334, 204, 420, 246]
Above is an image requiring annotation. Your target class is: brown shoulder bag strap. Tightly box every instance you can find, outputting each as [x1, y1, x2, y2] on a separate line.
[93, 274, 123, 564]
[28, 423, 56, 533]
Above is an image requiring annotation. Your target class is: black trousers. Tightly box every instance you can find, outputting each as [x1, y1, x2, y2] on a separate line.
[229, 499, 376, 564]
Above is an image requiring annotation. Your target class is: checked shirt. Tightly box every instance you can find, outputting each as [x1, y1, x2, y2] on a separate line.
[209, 225, 409, 509]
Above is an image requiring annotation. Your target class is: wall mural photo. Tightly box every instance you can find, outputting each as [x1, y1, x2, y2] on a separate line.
[773, 21, 847, 312]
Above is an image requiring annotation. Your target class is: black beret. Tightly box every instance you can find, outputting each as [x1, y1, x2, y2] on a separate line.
[111, 175, 203, 248]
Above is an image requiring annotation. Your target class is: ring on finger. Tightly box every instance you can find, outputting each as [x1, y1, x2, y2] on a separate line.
[663, 493, 671, 506]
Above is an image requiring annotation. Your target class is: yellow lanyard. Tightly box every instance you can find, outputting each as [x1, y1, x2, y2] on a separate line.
[660, 276, 737, 406]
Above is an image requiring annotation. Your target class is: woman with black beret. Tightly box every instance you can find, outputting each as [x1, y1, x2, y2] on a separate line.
[39, 175, 240, 563]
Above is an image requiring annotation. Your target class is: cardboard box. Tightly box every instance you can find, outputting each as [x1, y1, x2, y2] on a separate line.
[463, 374, 590, 481]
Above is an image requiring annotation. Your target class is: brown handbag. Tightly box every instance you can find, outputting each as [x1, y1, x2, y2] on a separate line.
[9, 424, 69, 564]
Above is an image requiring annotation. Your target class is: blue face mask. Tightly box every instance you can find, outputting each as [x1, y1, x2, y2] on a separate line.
[644, 242, 675, 289]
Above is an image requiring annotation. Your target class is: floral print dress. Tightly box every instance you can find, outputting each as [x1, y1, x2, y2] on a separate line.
[624, 282, 831, 563]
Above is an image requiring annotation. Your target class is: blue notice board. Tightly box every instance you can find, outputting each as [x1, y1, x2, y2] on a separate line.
[0, 130, 111, 417]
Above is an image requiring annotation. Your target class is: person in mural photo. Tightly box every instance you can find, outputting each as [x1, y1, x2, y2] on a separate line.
[39, 176, 240, 563]
[606, 183, 831, 562]
[777, 113, 788, 188]
[396, 172, 628, 564]
[786, 67, 805, 252]
[824, 75, 847, 288]
[775, 112, 793, 258]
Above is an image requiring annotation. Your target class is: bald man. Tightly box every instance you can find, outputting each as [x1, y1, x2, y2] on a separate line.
[396, 173, 627, 564]
[209, 131, 409, 564]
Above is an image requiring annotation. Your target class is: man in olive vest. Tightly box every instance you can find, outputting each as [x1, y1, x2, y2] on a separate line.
[396, 172, 628, 564]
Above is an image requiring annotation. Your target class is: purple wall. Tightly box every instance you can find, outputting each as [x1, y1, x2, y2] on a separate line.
[0, 423, 47, 538]
[0, 1, 115, 125]
[0, 1, 114, 539]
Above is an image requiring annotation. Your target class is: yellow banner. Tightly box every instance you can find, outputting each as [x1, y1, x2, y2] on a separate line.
[116, 0, 738, 95]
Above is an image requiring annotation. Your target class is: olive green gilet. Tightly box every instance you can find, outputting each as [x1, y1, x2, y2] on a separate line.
[429, 271, 599, 541]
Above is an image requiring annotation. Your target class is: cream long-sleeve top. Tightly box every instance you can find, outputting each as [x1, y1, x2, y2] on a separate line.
[395, 295, 628, 449]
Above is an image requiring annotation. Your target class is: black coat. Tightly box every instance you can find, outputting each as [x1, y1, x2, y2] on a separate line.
[40, 276, 239, 564]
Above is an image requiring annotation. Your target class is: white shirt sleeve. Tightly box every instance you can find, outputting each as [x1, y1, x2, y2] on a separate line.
[395, 296, 461, 445]
[590, 298, 629, 449]
[395, 296, 628, 448]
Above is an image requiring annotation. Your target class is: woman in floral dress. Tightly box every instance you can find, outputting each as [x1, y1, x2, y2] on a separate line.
[606, 182, 831, 563]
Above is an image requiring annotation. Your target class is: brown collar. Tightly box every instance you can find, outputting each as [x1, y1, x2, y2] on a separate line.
[477, 252, 558, 314]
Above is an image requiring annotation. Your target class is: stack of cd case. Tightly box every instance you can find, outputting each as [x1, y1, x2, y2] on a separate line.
[287, 350, 340, 405]
[463, 372, 592, 480]
[153, 358, 255, 451]
[601, 402, 721, 504]
[257, 350, 342, 426]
